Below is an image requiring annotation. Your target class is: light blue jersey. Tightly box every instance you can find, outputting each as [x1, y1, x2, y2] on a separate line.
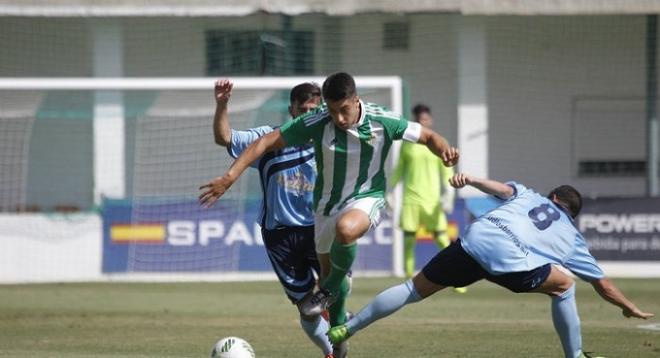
[460, 182, 605, 281]
[228, 126, 316, 230]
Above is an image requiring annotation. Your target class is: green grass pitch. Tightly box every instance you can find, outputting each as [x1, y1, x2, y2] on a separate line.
[0, 278, 658, 357]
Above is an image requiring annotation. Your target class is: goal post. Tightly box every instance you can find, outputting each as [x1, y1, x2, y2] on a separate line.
[0, 76, 406, 280]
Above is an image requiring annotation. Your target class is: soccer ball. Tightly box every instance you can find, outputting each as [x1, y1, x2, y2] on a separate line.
[210, 337, 255, 358]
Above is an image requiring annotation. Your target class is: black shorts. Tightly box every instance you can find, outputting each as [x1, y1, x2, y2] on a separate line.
[262, 225, 320, 303]
[421, 239, 552, 293]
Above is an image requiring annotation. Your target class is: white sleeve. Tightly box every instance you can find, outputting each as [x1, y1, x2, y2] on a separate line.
[402, 121, 422, 142]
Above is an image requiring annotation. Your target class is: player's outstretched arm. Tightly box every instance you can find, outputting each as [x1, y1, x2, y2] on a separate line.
[449, 173, 515, 199]
[199, 129, 287, 208]
[213, 79, 234, 146]
[417, 126, 459, 167]
[590, 278, 655, 319]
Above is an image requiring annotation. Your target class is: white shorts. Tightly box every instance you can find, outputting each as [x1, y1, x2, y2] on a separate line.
[314, 196, 387, 254]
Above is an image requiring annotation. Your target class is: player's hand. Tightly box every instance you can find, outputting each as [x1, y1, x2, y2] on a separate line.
[214, 79, 233, 105]
[623, 307, 655, 319]
[199, 175, 234, 208]
[449, 173, 472, 189]
[441, 147, 459, 167]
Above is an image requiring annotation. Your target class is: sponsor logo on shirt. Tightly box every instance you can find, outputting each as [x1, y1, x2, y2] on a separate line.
[486, 215, 530, 256]
[277, 171, 314, 196]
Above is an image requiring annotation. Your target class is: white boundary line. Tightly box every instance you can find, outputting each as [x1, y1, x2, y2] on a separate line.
[103, 270, 392, 283]
[95, 264, 660, 282]
[3, 263, 659, 284]
[638, 323, 660, 331]
[93, 264, 660, 283]
[0, 271, 393, 284]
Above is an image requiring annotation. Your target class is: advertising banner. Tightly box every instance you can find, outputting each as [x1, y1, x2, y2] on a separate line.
[579, 197, 660, 261]
[102, 199, 394, 273]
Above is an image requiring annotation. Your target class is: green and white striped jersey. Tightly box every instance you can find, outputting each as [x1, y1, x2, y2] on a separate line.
[280, 100, 422, 216]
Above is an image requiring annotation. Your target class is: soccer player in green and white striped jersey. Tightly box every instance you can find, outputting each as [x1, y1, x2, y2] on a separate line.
[199, 73, 459, 356]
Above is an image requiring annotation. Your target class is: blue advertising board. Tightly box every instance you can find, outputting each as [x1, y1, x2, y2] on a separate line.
[102, 198, 395, 273]
[579, 197, 660, 261]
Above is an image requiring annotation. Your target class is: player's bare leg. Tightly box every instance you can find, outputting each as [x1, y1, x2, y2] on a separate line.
[412, 271, 446, 298]
[533, 265, 575, 296]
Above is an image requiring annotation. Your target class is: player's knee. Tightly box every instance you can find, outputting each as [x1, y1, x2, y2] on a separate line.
[335, 218, 365, 244]
[556, 276, 575, 293]
[412, 272, 443, 298]
[544, 275, 575, 297]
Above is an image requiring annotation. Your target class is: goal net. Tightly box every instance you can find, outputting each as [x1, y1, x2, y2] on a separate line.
[0, 77, 405, 280]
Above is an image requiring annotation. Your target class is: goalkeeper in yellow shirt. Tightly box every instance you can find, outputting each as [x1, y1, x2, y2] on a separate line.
[391, 104, 465, 292]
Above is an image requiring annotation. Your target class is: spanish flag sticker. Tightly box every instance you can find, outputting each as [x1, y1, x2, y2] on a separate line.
[110, 224, 165, 243]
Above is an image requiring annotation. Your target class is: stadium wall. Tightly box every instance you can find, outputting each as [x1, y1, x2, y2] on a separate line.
[339, 14, 459, 147]
[117, 13, 659, 193]
[0, 14, 652, 205]
[488, 16, 649, 197]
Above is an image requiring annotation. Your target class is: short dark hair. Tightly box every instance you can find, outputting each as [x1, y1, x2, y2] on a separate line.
[412, 104, 431, 119]
[322, 72, 357, 102]
[548, 185, 582, 218]
[290, 82, 321, 105]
